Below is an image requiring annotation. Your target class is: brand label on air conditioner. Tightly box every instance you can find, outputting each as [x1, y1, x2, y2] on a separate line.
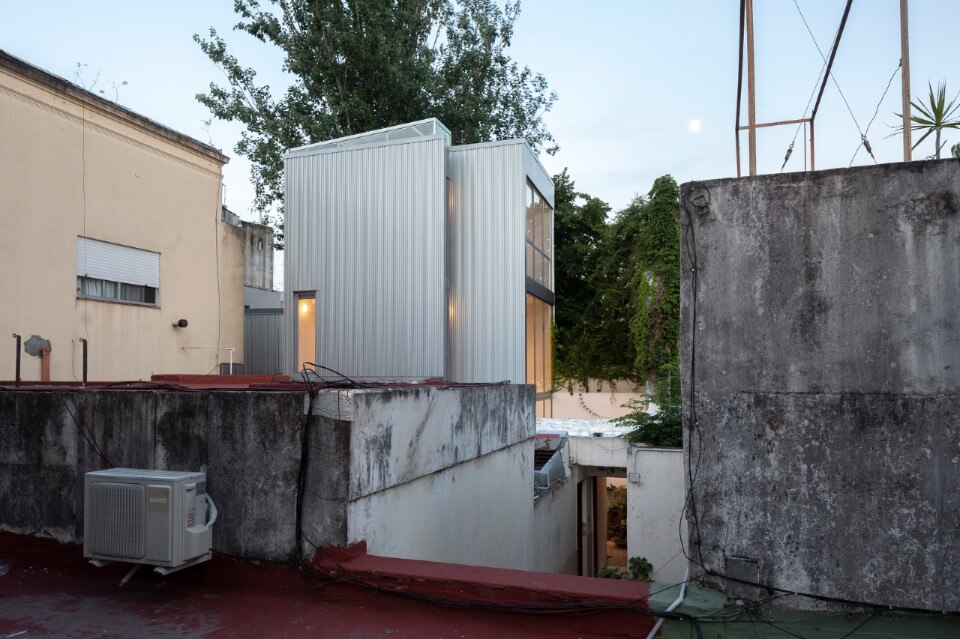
[146, 486, 170, 513]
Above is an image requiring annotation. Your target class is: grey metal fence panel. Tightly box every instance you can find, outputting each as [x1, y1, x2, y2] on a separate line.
[243, 308, 284, 375]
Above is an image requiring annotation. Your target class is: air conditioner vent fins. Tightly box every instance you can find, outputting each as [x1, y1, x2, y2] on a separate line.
[88, 482, 145, 560]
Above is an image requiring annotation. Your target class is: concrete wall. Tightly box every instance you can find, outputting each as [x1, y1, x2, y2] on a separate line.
[532, 439, 578, 575]
[241, 221, 274, 291]
[552, 380, 647, 418]
[0, 56, 243, 381]
[244, 287, 282, 310]
[681, 160, 960, 610]
[0, 384, 535, 571]
[351, 440, 533, 569]
[304, 384, 536, 569]
[626, 446, 686, 584]
[567, 435, 629, 473]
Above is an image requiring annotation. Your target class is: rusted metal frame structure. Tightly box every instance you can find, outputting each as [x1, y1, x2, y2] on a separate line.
[900, 0, 912, 161]
[735, 0, 854, 176]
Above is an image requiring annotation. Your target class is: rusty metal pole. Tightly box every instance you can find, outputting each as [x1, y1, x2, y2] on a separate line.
[79, 338, 88, 386]
[803, 121, 808, 171]
[810, 119, 816, 171]
[12, 333, 21, 387]
[900, 0, 912, 161]
[736, 130, 742, 178]
[745, 0, 758, 175]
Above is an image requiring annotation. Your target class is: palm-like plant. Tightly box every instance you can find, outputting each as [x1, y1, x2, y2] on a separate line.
[894, 81, 960, 159]
[953, 143, 960, 159]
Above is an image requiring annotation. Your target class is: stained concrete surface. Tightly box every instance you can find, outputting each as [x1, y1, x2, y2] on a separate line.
[1, 383, 535, 569]
[681, 160, 960, 611]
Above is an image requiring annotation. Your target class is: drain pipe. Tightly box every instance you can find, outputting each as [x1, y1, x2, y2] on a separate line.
[12, 333, 21, 387]
[646, 566, 690, 639]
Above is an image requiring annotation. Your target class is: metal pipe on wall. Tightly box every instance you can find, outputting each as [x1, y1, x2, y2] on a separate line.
[79, 338, 88, 385]
[12, 333, 21, 387]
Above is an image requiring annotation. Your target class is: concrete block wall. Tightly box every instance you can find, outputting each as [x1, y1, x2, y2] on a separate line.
[681, 160, 960, 610]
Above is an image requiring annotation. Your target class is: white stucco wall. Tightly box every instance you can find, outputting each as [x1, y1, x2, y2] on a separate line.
[552, 380, 646, 418]
[567, 434, 629, 471]
[532, 439, 578, 574]
[627, 445, 687, 584]
[348, 439, 535, 570]
[308, 385, 537, 571]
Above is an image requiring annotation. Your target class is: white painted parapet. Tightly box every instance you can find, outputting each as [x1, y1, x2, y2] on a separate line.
[627, 444, 687, 584]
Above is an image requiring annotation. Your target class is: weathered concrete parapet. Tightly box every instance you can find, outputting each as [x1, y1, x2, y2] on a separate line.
[308, 384, 533, 499]
[0, 383, 536, 570]
[681, 160, 960, 610]
[302, 384, 536, 568]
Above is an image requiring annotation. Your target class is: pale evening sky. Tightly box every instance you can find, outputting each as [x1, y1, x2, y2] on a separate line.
[4, 0, 959, 276]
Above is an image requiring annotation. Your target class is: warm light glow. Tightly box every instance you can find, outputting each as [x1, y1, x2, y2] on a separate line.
[297, 296, 316, 370]
[689, 119, 701, 133]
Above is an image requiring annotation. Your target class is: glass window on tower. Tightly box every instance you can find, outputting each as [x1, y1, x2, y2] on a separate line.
[296, 293, 316, 373]
[525, 293, 553, 418]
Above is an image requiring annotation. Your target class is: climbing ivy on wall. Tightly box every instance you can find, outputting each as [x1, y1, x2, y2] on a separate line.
[552, 171, 681, 400]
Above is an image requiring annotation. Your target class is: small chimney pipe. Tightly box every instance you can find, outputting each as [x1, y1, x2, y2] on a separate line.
[40, 346, 51, 383]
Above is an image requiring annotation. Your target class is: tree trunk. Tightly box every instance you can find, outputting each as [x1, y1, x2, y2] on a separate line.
[936, 128, 942, 159]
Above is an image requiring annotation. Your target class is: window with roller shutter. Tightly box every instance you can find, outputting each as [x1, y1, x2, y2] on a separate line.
[75, 236, 160, 307]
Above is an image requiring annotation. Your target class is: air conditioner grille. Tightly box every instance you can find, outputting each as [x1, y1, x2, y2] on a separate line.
[89, 482, 145, 559]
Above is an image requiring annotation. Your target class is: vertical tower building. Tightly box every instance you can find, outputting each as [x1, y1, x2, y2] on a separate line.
[283, 119, 554, 415]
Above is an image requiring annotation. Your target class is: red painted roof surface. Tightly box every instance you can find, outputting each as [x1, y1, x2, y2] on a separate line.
[0, 533, 656, 639]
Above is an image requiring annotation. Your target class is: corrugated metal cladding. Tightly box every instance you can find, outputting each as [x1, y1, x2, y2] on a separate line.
[283, 136, 447, 378]
[447, 141, 526, 384]
[244, 309, 284, 374]
[76, 236, 160, 287]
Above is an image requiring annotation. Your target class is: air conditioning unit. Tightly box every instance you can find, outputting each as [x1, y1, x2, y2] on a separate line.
[84, 468, 217, 580]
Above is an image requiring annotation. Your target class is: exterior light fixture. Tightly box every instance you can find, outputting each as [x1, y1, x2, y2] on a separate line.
[172, 319, 188, 328]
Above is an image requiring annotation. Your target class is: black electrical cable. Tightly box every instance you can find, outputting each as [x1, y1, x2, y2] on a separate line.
[302, 361, 360, 386]
[805, 0, 859, 132]
[58, 394, 113, 467]
[678, 186, 707, 571]
[849, 61, 902, 166]
[779, 0, 838, 172]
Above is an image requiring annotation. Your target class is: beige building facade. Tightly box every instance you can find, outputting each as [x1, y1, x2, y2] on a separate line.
[0, 51, 243, 382]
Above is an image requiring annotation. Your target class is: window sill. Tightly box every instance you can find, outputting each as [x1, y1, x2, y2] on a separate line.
[77, 296, 160, 309]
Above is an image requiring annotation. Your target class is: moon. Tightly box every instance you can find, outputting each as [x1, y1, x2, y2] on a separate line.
[689, 119, 701, 133]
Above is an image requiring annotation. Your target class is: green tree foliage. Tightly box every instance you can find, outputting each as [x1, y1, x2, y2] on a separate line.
[196, 0, 557, 247]
[552, 170, 609, 385]
[629, 175, 680, 395]
[615, 399, 682, 447]
[553, 173, 681, 393]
